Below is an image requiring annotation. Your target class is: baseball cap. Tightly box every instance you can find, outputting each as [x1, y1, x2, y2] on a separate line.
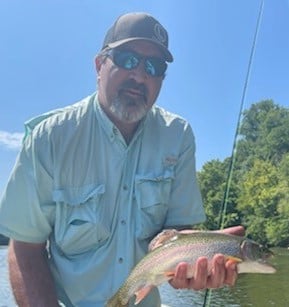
[101, 12, 173, 62]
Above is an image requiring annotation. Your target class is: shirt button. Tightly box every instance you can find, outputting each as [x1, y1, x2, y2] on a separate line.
[118, 257, 124, 263]
[121, 220, 126, 225]
[123, 184, 128, 191]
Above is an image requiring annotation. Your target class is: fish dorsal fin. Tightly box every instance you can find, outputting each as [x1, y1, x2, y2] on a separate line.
[149, 230, 210, 251]
[149, 229, 179, 251]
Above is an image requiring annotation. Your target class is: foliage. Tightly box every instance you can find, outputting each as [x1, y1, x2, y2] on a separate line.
[197, 100, 289, 247]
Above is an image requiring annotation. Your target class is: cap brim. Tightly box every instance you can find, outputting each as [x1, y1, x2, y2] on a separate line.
[105, 37, 173, 62]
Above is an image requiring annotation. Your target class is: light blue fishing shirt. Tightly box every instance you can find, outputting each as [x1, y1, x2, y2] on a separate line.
[0, 92, 206, 306]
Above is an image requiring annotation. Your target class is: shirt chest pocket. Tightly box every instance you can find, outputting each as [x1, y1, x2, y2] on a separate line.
[135, 170, 174, 240]
[52, 184, 110, 256]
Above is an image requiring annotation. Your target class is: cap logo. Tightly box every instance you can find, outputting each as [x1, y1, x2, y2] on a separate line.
[153, 23, 167, 44]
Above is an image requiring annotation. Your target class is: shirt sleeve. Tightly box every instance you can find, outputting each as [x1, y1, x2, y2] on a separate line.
[0, 129, 54, 243]
[164, 123, 206, 228]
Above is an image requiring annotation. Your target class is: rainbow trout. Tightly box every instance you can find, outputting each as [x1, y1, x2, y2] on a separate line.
[106, 230, 275, 307]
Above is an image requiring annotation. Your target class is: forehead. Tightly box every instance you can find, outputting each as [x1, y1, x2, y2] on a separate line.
[117, 40, 164, 58]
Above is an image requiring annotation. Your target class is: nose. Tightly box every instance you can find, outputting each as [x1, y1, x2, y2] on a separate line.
[129, 61, 148, 82]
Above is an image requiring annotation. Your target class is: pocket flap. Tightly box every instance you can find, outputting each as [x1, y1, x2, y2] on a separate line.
[53, 184, 105, 206]
[135, 169, 174, 184]
[135, 170, 174, 208]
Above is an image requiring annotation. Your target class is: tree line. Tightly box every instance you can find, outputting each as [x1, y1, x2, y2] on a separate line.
[197, 100, 289, 247]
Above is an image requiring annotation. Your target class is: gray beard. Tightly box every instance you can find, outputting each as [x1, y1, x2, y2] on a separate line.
[109, 97, 148, 124]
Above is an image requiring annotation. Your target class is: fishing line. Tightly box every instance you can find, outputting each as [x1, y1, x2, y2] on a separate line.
[218, 0, 264, 231]
[202, 0, 264, 306]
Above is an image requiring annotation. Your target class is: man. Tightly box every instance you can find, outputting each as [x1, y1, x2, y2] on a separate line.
[0, 12, 243, 306]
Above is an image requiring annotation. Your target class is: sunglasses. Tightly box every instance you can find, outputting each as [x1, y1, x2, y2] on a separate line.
[105, 49, 167, 77]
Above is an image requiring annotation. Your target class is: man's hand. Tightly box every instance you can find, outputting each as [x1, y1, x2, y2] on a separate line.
[169, 226, 245, 290]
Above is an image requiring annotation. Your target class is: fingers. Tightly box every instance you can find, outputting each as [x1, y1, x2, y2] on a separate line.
[169, 262, 190, 289]
[206, 254, 226, 288]
[224, 259, 238, 286]
[169, 258, 209, 290]
[169, 255, 238, 291]
[188, 257, 207, 290]
[204, 254, 238, 288]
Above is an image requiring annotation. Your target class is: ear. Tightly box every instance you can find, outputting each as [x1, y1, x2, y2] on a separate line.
[95, 55, 103, 73]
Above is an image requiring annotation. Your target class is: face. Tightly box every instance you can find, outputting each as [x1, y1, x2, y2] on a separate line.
[95, 40, 165, 125]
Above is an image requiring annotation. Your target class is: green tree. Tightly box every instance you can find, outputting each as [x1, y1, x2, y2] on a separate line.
[198, 99, 289, 246]
[237, 159, 282, 245]
[197, 159, 240, 230]
[239, 100, 289, 164]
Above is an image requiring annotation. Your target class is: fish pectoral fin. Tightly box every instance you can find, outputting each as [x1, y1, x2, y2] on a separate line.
[224, 255, 243, 263]
[134, 285, 154, 305]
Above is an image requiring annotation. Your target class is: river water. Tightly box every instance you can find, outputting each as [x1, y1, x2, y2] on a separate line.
[0, 246, 288, 306]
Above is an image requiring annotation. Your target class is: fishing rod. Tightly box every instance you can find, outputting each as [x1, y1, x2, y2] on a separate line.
[202, 0, 265, 306]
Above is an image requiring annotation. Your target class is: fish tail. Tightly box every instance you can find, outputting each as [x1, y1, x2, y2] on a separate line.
[106, 291, 128, 307]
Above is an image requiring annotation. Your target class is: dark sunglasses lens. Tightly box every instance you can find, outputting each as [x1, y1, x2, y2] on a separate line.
[111, 50, 167, 77]
[113, 51, 139, 70]
[145, 58, 167, 77]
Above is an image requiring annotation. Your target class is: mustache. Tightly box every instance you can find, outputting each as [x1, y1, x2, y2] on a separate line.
[119, 80, 148, 99]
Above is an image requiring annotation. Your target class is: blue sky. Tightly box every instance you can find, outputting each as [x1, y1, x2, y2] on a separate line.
[1, 0, 289, 195]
